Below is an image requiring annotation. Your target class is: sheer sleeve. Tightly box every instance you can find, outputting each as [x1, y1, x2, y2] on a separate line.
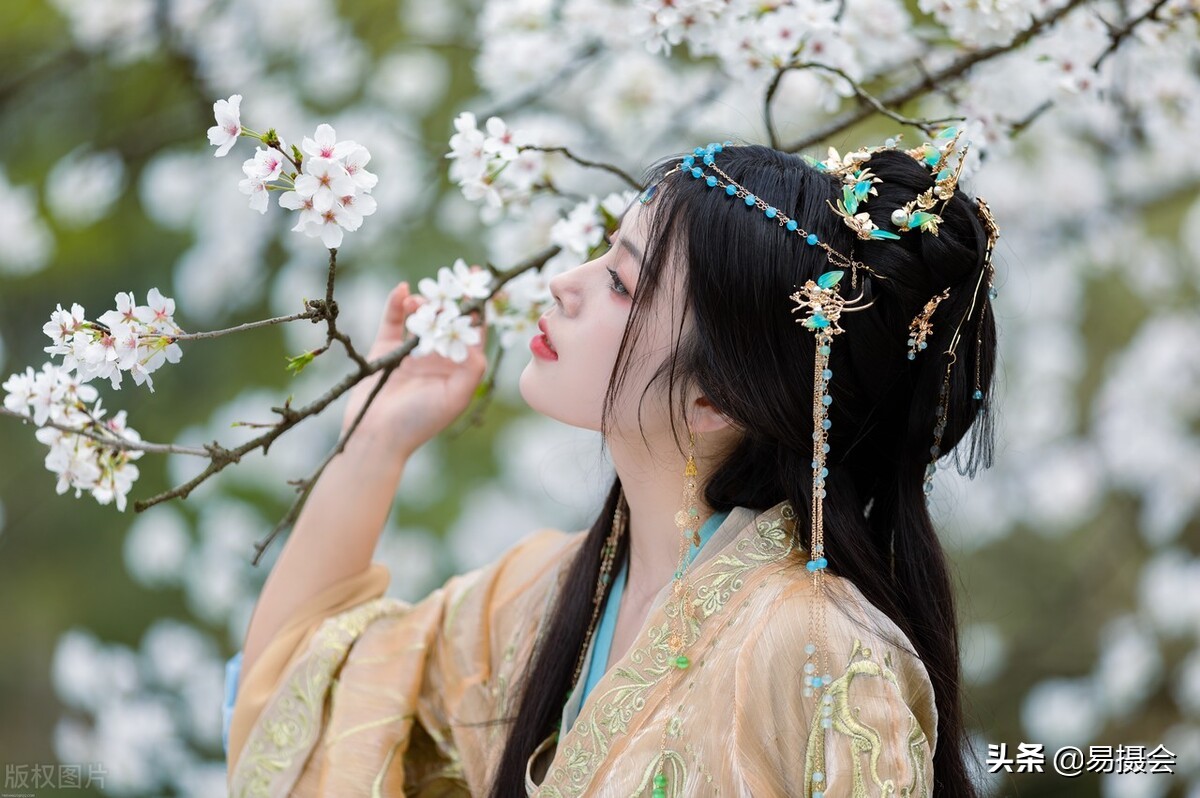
[225, 563, 391, 768]
[732, 578, 937, 798]
[225, 527, 578, 797]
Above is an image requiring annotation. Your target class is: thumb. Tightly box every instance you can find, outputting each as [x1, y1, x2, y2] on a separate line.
[386, 282, 430, 335]
[383, 281, 409, 326]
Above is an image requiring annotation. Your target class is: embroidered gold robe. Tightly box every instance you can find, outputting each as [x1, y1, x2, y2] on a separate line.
[226, 499, 937, 796]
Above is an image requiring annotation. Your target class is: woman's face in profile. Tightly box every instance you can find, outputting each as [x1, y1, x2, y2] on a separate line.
[518, 199, 687, 438]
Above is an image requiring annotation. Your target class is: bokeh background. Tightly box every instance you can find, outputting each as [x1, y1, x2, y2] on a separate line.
[1, 0, 1198, 795]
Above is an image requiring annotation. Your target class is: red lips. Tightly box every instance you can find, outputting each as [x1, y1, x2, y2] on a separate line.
[537, 318, 557, 353]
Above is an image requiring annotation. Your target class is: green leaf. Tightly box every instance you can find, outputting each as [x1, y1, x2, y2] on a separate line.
[817, 270, 843, 289]
[870, 230, 902, 240]
[842, 185, 858, 214]
[285, 350, 316, 376]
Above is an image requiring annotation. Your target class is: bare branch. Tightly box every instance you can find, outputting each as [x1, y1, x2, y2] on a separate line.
[132, 244, 560, 519]
[522, 145, 642, 190]
[766, 60, 965, 148]
[167, 307, 324, 342]
[251, 359, 401, 565]
[1092, 0, 1171, 70]
[315, 248, 372, 372]
[780, 0, 1094, 152]
[0, 406, 213, 456]
[477, 41, 605, 120]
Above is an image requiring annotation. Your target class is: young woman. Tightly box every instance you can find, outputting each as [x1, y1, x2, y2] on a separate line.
[224, 134, 996, 797]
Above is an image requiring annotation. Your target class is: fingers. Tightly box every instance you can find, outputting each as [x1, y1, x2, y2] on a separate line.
[384, 281, 410, 325]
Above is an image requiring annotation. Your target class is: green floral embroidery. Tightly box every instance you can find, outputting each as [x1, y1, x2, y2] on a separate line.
[803, 639, 932, 798]
[230, 597, 408, 797]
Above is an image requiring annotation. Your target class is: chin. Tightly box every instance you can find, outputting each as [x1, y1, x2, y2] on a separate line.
[518, 363, 604, 431]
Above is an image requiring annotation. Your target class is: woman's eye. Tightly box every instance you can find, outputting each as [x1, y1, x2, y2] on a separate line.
[606, 267, 629, 296]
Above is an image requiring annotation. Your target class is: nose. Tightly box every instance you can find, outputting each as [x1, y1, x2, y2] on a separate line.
[548, 268, 574, 316]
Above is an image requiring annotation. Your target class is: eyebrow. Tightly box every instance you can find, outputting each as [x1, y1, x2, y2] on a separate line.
[610, 229, 642, 262]
[618, 238, 642, 262]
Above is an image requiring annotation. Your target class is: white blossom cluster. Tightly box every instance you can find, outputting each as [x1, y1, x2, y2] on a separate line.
[406, 259, 493, 362]
[39, 290, 184, 392]
[2, 290, 183, 511]
[916, 0, 1051, 48]
[444, 177, 636, 354]
[445, 111, 547, 213]
[2, 363, 143, 511]
[208, 95, 379, 249]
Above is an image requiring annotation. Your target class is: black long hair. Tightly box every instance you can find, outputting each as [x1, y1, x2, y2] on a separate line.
[483, 142, 996, 796]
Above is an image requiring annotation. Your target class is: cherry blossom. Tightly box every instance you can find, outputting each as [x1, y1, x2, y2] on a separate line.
[301, 123, 358, 162]
[205, 94, 242, 157]
[445, 112, 546, 212]
[293, 157, 355, 214]
[204, 105, 379, 248]
[445, 111, 489, 183]
[4, 361, 143, 511]
[550, 197, 605, 255]
[239, 146, 290, 210]
[340, 145, 378, 191]
[405, 303, 481, 362]
[291, 203, 353, 248]
[482, 116, 522, 161]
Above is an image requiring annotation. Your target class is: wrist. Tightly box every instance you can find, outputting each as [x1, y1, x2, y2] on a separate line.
[338, 424, 413, 469]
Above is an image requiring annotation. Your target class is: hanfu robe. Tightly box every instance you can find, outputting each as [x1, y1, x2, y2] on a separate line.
[225, 498, 937, 796]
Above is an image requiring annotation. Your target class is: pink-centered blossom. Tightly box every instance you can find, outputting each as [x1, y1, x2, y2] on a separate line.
[301, 123, 358, 162]
[206, 94, 242, 157]
[293, 158, 355, 213]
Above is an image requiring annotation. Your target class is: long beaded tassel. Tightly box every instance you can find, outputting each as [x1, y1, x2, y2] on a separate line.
[804, 331, 836, 798]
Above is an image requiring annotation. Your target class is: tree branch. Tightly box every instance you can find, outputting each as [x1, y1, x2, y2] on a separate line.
[132, 244, 560, 521]
[0, 406, 213, 456]
[522, 145, 642, 190]
[780, 0, 1094, 152]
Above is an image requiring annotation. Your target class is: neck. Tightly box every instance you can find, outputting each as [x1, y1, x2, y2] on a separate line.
[608, 438, 723, 608]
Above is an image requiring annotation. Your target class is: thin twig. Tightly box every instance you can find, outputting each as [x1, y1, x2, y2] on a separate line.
[477, 41, 605, 120]
[522, 145, 642, 190]
[780, 0, 1094, 152]
[167, 307, 324, 342]
[766, 60, 964, 148]
[1092, 0, 1171, 70]
[251, 360, 400, 565]
[133, 244, 561, 517]
[315, 248, 372, 372]
[0, 407, 212, 456]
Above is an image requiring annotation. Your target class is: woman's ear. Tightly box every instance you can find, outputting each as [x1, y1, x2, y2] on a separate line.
[690, 393, 737, 435]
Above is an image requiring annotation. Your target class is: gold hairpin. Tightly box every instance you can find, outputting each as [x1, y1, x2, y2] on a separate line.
[907, 286, 951, 360]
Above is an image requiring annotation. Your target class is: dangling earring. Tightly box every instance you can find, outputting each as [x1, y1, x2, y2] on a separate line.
[651, 427, 703, 794]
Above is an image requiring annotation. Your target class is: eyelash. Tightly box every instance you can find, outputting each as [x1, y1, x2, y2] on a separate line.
[606, 267, 629, 296]
[600, 232, 629, 296]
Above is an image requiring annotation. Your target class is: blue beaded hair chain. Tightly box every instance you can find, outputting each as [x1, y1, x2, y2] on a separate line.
[672, 141, 886, 291]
